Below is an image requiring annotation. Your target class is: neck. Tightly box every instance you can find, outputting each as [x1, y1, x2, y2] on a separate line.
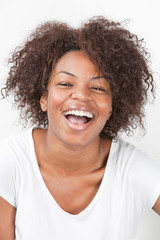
[33, 128, 111, 176]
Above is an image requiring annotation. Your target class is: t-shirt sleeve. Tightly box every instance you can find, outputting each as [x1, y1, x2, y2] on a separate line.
[130, 149, 160, 213]
[0, 142, 16, 207]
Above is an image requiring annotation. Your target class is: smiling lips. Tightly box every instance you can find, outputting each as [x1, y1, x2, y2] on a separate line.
[63, 109, 94, 130]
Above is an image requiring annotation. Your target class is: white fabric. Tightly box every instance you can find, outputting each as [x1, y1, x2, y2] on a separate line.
[0, 128, 160, 240]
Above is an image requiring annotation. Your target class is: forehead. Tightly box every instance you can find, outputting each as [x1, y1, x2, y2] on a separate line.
[52, 50, 101, 76]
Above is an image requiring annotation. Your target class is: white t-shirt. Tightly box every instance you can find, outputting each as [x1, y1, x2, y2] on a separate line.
[0, 128, 160, 240]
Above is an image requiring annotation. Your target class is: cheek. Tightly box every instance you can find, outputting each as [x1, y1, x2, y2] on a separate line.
[49, 90, 63, 102]
[47, 89, 67, 108]
[98, 98, 112, 117]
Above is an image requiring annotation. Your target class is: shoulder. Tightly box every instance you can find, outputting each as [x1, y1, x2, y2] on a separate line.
[0, 127, 35, 207]
[111, 139, 160, 184]
[110, 139, 144, 171]
[118, 139, 160, 176]
[112, 138, 157, 164]
[112, 139, 160, 210]
[0, 128, 33, 166]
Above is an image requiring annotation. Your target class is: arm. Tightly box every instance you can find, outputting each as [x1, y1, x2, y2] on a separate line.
[152, 195, 160, 215]
[0, 197, 16, 240]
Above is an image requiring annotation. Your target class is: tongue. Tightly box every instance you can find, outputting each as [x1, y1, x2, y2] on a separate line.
[67, 115, 88, 125]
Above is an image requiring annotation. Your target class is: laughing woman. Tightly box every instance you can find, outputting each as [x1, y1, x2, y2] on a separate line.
[0, 16, 160, 240]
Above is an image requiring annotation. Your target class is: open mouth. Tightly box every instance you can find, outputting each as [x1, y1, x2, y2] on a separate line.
[65, 114, 92, 125]
[63, 110, 94, 127]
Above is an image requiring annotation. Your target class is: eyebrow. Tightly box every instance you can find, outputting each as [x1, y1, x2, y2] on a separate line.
[91, 76, 106, 80]
[57, 71, 76, 77]
[56, 71, 106, 80]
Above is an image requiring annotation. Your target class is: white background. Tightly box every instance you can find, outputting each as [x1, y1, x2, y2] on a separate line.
[0, 0, 160, 239]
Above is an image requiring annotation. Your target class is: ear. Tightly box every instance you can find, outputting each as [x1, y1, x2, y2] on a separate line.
[40, 93, 47, 112]
[107, 109, 112, 120]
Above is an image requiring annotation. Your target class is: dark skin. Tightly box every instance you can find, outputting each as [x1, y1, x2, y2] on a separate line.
[32, 128, 111, 215]
[36, 51, 113, 214]
[0, 197, 16, 240]
[0, 51, 159, 239]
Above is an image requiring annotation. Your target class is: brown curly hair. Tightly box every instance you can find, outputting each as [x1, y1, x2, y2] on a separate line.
[1, 16, 154, 139]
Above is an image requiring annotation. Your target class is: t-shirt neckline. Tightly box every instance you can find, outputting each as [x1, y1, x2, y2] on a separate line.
[28, 127, 115, 218]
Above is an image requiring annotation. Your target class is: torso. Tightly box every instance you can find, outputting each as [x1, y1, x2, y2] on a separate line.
[33, 128, 111, 215]
[40, 166, 105, 215]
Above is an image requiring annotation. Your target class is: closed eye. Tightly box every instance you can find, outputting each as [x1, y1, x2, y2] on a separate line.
[58, 83, 73, 87]
[92, 87, 105, 92]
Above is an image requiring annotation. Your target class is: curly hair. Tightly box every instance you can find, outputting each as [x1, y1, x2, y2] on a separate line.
[1, 16, 154, 139]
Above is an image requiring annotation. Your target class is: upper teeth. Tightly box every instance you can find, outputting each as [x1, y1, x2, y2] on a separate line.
[64, 110, 93, 118]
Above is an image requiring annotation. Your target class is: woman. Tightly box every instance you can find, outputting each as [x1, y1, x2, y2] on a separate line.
[0, 16, 160, 240]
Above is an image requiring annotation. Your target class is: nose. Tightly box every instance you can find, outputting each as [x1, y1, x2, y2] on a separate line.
[70, 85, 91, 102]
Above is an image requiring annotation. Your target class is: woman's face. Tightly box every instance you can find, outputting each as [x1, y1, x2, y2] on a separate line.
[40, 51, 112, 147]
